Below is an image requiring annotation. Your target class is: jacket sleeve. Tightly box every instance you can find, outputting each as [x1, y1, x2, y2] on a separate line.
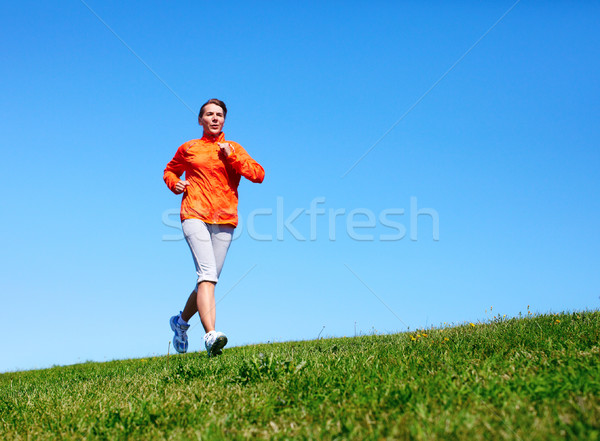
[163, 143, 188, 193]
[226, 144, 265, 183]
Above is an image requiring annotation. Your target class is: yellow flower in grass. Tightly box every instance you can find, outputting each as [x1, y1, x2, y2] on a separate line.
[410, 336, 416, 341]
[470, 323, 475, 328]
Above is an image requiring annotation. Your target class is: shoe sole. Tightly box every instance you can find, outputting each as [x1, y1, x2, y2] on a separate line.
[209, 335, 228, 357]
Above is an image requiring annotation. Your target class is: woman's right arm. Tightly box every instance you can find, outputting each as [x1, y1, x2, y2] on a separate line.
[164, 143, 188, 194]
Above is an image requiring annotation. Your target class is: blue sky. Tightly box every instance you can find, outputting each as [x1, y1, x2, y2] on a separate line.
[1, 1, 599, 372]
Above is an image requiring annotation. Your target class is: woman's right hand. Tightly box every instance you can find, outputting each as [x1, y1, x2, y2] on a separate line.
[174, 180, 190, 194]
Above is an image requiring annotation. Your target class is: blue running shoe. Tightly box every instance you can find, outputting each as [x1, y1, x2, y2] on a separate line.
[204, 331, 227, 357]
[170, 313, 190, 354]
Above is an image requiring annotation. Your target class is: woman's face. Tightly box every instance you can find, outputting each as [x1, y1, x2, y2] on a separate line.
[199, 103, 225, 135]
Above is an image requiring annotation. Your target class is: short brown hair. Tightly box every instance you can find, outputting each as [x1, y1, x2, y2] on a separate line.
[199, 99, 227, 118]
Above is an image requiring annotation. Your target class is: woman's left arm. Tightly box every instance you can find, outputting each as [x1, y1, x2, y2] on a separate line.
[222, 143, 265, 183]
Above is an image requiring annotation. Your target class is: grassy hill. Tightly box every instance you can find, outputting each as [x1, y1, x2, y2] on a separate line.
[1, 311, 599, 440]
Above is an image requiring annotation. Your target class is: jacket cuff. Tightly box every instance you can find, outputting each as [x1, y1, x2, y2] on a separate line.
[226, 149, 238, 162]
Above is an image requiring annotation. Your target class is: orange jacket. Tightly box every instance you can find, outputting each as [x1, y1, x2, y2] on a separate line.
[164, 132, 264, 227]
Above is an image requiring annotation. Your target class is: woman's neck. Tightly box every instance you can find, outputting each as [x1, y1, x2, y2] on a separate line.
[203, 132, 222, 142]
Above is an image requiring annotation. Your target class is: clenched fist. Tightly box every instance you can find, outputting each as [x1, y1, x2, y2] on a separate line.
[218, 142, 233, 157]
[174, 180, 190, 194]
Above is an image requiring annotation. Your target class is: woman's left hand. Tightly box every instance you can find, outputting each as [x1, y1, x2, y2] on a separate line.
[218, 143, 233, 157]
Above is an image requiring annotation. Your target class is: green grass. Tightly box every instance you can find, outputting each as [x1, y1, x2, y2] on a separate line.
[1, 310, 599, 440]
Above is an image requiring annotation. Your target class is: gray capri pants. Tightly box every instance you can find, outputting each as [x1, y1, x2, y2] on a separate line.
[182, 219, 234, 288]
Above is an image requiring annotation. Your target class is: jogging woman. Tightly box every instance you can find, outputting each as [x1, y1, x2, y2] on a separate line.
[164, 99, 265, 356]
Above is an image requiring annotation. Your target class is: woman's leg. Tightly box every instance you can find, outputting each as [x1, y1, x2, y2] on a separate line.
[181, 289, 198, 322]
[181, 282, 217, 332]
[196, 225, 233, 332]
[181, 219, 217, 325]
[180, 221, 233, 331]
[210, 224, 234, 279]
[196, 281, 216, 332]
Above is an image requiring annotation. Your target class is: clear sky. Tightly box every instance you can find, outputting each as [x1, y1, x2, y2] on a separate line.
[1, 1, 599, 373]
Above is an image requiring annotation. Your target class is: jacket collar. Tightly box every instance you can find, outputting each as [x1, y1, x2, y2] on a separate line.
[201, 132, 225, 143]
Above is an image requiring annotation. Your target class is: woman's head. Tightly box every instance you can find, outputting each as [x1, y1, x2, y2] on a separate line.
[199, 99, 227, 119]
[198, 99, 227, 136]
